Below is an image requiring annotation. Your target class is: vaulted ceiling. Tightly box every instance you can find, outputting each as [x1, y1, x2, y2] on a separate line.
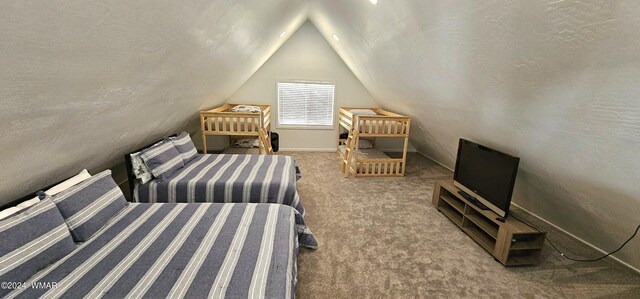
[1, 0, 639, 269]
[1, 0, 307, 199]
[308, 0, 640, 269]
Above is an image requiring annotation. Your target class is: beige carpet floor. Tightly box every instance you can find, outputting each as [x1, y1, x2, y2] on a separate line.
[285, 152, 640, 298]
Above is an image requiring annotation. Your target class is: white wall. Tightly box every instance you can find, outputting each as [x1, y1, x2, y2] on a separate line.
[309, 0, 640, 269]
[0, 0, 307, 202]
[224, 21, 413, 151]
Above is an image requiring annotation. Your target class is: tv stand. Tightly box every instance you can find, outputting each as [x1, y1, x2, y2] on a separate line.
[433, 180, 546, 266]
[457, 190, 490, 210]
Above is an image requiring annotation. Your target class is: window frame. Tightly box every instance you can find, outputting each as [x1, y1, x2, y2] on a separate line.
[276, 79, 336, 130]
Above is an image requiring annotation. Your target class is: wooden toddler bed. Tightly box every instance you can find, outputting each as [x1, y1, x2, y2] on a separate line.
[337, 107, 411, 177]
[200, 103, 272, 154]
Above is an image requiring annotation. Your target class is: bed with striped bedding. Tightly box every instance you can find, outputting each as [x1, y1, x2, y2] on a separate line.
[134, 154, 316, 248]
[6, 202, 298, 299]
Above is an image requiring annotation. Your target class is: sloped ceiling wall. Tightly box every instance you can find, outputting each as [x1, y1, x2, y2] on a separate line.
[228, 21, 394, 151]
[2, 0, 639, 269]
[309, 0, 640, 268]
[0, 0, 307, 202]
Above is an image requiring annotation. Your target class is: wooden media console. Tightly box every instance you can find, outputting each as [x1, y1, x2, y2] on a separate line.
[432, 180, 546, 266]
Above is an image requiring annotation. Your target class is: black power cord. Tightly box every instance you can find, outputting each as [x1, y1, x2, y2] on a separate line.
[509, 213, 640, 262]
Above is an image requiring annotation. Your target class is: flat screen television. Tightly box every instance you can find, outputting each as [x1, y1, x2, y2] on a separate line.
[453, 139, 520, 218]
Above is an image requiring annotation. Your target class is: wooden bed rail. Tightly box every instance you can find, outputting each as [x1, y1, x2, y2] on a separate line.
[338, 106, 411, 177]
[339, 106, 404, 117]
[259, 128, 273, 155]
[338, 108, 410, 137]
[355, 116, 410, 136]
[199, 103, 271, 154]
[200, 113, 263, 135]
[349, 158, 405, 176]
[200, 106, 270, 134]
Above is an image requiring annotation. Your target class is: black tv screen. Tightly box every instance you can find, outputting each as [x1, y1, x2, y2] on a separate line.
[453, 139, 520, 217]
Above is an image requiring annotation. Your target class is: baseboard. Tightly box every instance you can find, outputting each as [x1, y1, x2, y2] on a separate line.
[416, 150, 454, 171]
[377, 148, 418, 153]
[279, 147, 418, 153]
[511, 203, 640, 274]
[279, 147, 336, 152]
[418, 150, 639, 273]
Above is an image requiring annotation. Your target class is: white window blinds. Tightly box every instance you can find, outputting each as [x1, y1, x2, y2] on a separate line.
[277, 81, 335, 127]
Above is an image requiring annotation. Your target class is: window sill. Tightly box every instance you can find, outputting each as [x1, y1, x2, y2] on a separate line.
[276, 124, 335, 130]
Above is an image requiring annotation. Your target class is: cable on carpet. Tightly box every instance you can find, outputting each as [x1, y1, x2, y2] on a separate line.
[509, 213, 640, 262]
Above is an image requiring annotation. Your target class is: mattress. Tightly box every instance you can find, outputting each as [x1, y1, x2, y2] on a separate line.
[135, 154, 315, 248]
[348, 109, 378, 116]
[338, 145, 390, 159]
[6, 202, 298, 299]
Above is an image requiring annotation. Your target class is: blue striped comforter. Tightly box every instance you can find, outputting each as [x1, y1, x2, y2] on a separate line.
[7, 203, 298, 299]
[135, 154, 317, 248]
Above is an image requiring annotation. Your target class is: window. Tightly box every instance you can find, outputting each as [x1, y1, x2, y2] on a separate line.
[277, 81, 335, 128]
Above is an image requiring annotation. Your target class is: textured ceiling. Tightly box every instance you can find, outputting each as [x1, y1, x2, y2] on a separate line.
[308, 0, 640, 269]
[0, 0, 307, 200]
[1, 0, 639, 270]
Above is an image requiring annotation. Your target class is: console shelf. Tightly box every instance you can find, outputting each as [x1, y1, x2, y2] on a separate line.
[432, 180, 546, 266]
[465, 213, 499, 238]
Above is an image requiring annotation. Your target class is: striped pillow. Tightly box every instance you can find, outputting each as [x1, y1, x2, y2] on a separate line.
[170, 132, 198, 164]
[52, 170, 127, 242]
[141, 140, 185, 180]
[0, 199, 76, 297]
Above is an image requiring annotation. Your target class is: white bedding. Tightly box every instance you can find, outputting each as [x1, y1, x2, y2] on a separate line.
[338, 145, 389, 159]
[349, 109, 377, 116]
[229, 104, 261, 113]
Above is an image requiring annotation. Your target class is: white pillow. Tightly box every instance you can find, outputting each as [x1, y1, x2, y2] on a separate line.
[358, 139, 373, 149]
[349, 109, 377, 116]
[230, 105, 261, 113]
[130, 152, 153, 184]
[0, 197, 40, 220]
[234, 139, 259, 148]
[45, 169, 91, 196]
